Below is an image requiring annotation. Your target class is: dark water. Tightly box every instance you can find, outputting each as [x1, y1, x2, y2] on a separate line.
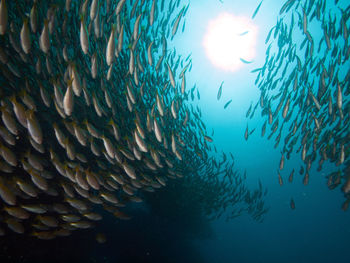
[0, 207, 208, 263]
[0, 0, 350, 263]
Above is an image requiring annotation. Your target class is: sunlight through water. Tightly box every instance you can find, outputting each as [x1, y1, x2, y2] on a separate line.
[203, 13, 258, 72]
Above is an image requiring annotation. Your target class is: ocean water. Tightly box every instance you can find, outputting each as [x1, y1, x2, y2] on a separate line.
[0, 0, 349, 263]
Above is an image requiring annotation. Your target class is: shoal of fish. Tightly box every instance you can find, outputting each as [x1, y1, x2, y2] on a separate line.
[246, 0, 350, 210]
[0, 0, 268, 241]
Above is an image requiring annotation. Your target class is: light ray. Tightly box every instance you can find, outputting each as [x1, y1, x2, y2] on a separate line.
[203, 13, 258, 72]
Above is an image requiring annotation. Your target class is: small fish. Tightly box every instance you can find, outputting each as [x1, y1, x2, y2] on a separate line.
[149, 0, 156, 26]
[204, 135, 213, 142]
[240, 58, 253, 64]
[90, 0, 98, 20]
[244, 125, 249, 141]
[303, 172, 309, 186]
[63, 80, 74, 116]
[147, 41, 154, 66]
[0, 178, 16, 205]
[79, 16, 89, 54]
[224, 99, 232, 109]
[26, 110, 43, 145]
[238, 31, 249, 36]
[279, 154, 284, 170]
[39, 19, 50, 53]
[30, 2, 37, 33]
[106, 25, 116, 66]
[278, 172, 283, 186]
[0, 0, 270, 239]
[252, 1, 263, 19]
[115, 0, 126, 16]
[0, 0, 8, 35]
[288, 169, 294, 183]
[122, 161, 136, 180]
[20, 18, 31, 54]
[246, 102, 252, 117]
[290, 198, 295, 210]
[251, 68, 262, 73]
[172, 6, 185, 37]
[261, 121, 266, 137]
[217, 81, 224, 100]
[101, 136, 115, 159]
[166, 62, 176, 88]
[133, 14, 141, 41]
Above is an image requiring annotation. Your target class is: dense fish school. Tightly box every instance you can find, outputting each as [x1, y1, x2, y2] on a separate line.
[248, 0, 350, 208]
[0, 0, 267, 240]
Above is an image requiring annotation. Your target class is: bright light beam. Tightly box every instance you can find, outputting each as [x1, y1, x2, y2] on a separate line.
[203, 13, 258, 72]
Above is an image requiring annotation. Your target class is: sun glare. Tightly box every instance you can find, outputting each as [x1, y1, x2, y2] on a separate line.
[203, 13, 258, 72]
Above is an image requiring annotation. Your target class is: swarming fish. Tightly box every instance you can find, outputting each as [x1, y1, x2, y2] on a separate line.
[0, 0, 268, 242]
[246, 0, 350, 208]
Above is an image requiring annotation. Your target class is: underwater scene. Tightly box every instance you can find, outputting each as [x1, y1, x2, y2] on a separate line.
[0, 0, 349, 262]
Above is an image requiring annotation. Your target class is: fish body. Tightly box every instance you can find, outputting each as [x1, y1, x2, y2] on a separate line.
[224, 99, 232, 109]
[39, 20, 50, 53]
[217, 81, 224, 100]
[0, 0, 270, 238]
[0, 0, 8, 35]
[80, 18, 89, 54]
[106, 26, 116, 66]
[252, 1, 263, 19]
[290, 198, 295, 210]
[20, 19, 31, 54]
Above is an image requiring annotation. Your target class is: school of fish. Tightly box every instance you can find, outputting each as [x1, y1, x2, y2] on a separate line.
[248, 0, 350, 209]
[0, 0, 267, 240]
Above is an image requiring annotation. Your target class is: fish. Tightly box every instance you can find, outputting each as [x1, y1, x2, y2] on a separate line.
[204, 135, 213, 143]
[251, 68, 262, 73]
[20, 18, 31, 54]
[290, 198, 295, 210]
[39, 19, 50, 53]
[115, 0, 126, 16]
[252, 1, 263, 19]
[172, 5, 186, 37]
[106, 25, 116, 66]
[217, 81, 224, 100]
[0, 178, 16, 205]
[224, 99, 232, 109]
[279, 154, 285, 170]
[244, 125, 249, 141]
[240, 58, 253, 64]
[167, 62, 176, 88]
[239, 31, 249, 36]
[147, 41, 154, 66]
[0, 0, 268, 241]
[246, 0, 349, 208]
[288, 169, 294, 183]
[0, 0, 8, 35]
[261, 121, 267, 137]
[80, 16, 89, 55]
[278, 172, 283, 186]
[246, 102, 253, 117]
[149, 0, 156, 26]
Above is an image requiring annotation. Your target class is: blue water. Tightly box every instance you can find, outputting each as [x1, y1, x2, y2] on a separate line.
[0, 0, 349, 262]
[171, 0, 350, 262]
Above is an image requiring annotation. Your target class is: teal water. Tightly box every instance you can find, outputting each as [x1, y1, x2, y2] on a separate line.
[180, 1, 350, 262]
[0, 0, 349, 262]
